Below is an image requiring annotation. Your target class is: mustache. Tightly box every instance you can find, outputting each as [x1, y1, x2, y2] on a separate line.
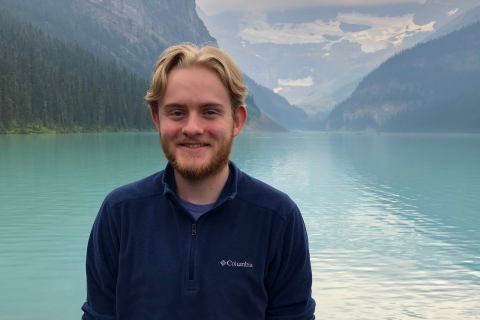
[174, 139, 212, 145]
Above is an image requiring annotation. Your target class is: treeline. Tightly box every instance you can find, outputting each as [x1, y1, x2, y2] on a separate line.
[326, 20, 480, 133]
[244, 94, 261, 125]
[0, 0, 167, 78]
[0, 10, 154, 134]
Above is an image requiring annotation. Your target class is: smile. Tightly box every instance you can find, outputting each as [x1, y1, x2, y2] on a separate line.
[180, 144, 209, 148]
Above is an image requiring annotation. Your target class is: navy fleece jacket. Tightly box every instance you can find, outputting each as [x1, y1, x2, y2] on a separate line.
[82, 162, 316, 319]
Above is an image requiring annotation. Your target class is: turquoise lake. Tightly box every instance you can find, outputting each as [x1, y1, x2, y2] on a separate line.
[0, 132, 479, 319]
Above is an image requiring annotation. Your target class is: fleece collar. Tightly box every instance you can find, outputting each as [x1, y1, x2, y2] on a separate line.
[161, 161, 239, 207]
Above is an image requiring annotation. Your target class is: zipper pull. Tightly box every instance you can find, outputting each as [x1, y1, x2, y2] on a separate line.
[192, 224, 197, 236]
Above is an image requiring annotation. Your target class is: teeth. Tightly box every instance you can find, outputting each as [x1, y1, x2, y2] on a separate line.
[185, 144, 205, 148]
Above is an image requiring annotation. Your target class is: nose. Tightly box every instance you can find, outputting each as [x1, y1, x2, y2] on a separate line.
[182, 112, 204, 137]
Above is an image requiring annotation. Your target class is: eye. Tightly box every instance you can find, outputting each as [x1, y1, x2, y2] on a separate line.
[204, 110, 219, 117]
[169, 110, 185, 118]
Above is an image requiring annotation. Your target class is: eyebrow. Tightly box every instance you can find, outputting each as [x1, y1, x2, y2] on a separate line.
[162, 102, 225, 109]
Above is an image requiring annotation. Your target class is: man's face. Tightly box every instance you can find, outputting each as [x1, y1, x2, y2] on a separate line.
[151, 66, 245, 180]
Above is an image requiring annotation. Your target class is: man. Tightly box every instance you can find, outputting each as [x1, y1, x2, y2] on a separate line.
[82, 44, 316, 319]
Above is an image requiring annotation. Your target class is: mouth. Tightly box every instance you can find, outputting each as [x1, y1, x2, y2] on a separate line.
[179, 143, 209, 149]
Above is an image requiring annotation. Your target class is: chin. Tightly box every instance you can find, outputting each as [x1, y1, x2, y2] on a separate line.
[161, 134, 233, 181]
[176, 163, 222, 181]
[177, 159, 209, 171]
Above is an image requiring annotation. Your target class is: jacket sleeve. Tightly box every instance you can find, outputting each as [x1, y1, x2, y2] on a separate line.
[264, 206, 316, 320]
[81, 199, 120, 320]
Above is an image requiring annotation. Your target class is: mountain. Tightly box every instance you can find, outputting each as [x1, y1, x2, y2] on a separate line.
[197, 0, 480, 118]
[78, 0, 216, 46]
[325, 21, 480, 133]
[0, 0, 287, 132]
[0, 0, 214, 78]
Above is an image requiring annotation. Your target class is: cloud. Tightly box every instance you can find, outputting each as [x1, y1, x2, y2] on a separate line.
[278, 77, 314, 86]
[447, 8, 458, 16]
[238, 12, 435, 53]
[197, 0, 427, 16]
[238, 13, 342, 45]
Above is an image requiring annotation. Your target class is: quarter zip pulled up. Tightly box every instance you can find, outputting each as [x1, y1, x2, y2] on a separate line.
[184, 199, 233, 290]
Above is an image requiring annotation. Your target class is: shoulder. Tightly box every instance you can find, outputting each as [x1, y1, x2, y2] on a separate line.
[235, 169, 297, 222]
[103, 170, 165, 211]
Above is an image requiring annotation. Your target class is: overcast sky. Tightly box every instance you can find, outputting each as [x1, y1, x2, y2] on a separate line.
[197, 0, 427, 16]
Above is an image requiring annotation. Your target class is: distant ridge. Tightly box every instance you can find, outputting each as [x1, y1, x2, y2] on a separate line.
[326, 20, 480, 133]
[423, 4, 480, 43]
[243, 75, 309, 130]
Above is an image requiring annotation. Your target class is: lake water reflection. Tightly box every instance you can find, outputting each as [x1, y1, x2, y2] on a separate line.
[0, 132, 479, 319]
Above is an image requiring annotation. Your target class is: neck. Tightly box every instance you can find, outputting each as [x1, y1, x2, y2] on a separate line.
[174, 164, 230, 205]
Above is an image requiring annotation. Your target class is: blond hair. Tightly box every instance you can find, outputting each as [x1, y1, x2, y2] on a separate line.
[146, 43, 247, 116]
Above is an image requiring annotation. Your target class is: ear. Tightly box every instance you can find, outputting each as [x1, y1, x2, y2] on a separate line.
[150, 107, 161, 132]
[233, 105, 247, 137]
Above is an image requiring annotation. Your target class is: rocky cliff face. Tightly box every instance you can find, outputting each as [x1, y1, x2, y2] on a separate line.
[77, 0, 216, 45]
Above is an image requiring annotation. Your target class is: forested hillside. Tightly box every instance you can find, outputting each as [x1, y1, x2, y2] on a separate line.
[0, 0, 291, 133]
[0, 10, 152, 134]
[326, 21, 480, 133]
[0, 10, 279, 134]
[0, 0, 216, 79]
[0, 0, 164, 78]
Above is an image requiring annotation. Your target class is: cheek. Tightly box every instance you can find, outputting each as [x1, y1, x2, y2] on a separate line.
[207, 120, 233, 136]
[160, 122, 181, 139]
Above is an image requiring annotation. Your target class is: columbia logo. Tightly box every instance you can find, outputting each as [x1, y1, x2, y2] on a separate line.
[220, 260, 253, 268]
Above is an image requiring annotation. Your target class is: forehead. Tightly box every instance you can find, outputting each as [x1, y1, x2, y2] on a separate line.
[160, 66, 230, 108]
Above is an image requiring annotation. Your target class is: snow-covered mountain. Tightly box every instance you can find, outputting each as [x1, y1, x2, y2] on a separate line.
[197, 0, 480, 118]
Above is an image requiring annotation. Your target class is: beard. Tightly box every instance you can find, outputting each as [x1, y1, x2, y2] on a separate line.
[160, 127, 234, 181]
